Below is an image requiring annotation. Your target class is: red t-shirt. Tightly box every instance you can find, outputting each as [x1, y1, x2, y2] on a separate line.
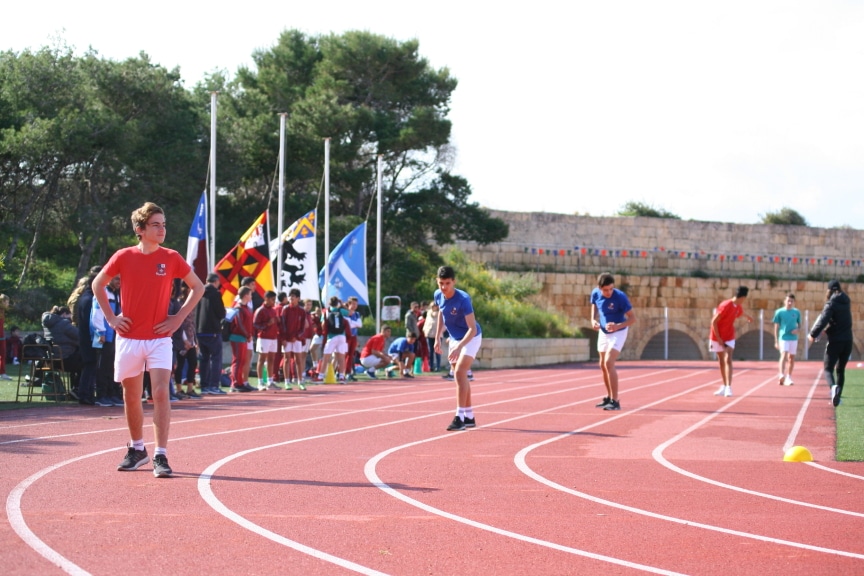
[361, 333, 385, 359]
[281, 305, 307, 342]
[253, 305, 279, 339]
[710, 299, 743, 343]
[102, 246, 191, 340]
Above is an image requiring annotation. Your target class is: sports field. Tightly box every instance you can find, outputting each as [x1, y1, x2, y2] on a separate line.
[2, 361, 862, 575]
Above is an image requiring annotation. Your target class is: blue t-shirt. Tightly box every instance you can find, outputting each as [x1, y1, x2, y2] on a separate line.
[773, 307, 801, 341]
[433, 288, 482, 341]
[388, 337, 415, 355]
[590, 287, 632, 334]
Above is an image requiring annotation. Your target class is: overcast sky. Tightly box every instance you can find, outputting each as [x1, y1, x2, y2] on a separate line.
[4, 1, 863, 229]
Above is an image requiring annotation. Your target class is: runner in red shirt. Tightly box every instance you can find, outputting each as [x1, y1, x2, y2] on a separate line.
[709, 286, 752, 398]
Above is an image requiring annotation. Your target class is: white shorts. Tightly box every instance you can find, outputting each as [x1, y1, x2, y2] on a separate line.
[323, 334, 348, 355]
[597, 328, 628, 353]
[361, 355, 387, 368]
[283, 340, 304, 354]
[256, 338, 278, 354]
[452, 334, 482, 359]
[115, 336, 173, 382]
[709, 339, 735, 353]
[779, 340, 798, 355]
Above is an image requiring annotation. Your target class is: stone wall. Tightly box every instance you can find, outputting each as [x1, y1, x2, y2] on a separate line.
[456, 211, 864, 280]
[445, 211, 862, 362]
[498, 271, 863, 362]
[474, 338, 589, 369]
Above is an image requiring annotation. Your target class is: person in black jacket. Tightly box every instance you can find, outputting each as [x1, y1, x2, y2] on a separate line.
[808, 279, 854, 407]
[195, 274, 227, 395]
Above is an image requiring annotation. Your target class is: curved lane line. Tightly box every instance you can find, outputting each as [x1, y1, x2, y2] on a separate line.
[513, 375, 864, 560]
[5, 367, 678, 575]
[651, 376, 864, 518]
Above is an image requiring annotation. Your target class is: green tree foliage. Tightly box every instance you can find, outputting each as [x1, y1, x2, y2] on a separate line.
[615, 201, 681, 219]
[760, 207, 809, 226]
[0, 45, 207, 293]
[207, 30, 508, 290]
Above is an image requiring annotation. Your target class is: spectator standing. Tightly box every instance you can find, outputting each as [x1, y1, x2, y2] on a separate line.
[709, 286, 752, 398]
[69, 267, 102, 404]
[254, 290, 280, 391]
[808, 280, 854, 407]
[772, 294, 801, 386]
[91, 202, 204, 477]
[318, 297, 350, 382]
[590, 273, 636, 412]
[434, 266, 482, 431]
[228, 287, 256, 392]
[344, 296, 363, 381]
[272, 292, 288, 384]
[172, 283, 199, 398]
[239, 277, 261, 387]
[281, 289, 308, 389]
[91, 275, 124, 406]
[423, 302, 441, 372]
[405, 301, 420, 339]
[195, 274, 226, 395]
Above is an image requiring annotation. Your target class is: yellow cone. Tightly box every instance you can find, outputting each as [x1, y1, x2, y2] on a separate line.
[783, 446, 813, 462]
[323, 362, 337, 384]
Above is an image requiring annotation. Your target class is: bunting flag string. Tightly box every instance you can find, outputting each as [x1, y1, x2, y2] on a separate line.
[519, 244, 862, 268]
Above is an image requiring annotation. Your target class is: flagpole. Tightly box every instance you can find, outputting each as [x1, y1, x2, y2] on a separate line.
[324, 137, 330, 304]
[209, 91, 218, 271]
[277, 113, 287, 291]
[376, 155, 383, 333]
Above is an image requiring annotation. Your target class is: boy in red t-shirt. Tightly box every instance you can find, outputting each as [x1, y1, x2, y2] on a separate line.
[254, 291, 280, 391]
[92, 202, 204, 478]
[281, 289, 307, 389]
[709, 286, 752, 398]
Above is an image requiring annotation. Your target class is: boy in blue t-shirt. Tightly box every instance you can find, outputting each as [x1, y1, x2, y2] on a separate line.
[433, 266, 482, 431]
[387, 333, 417, 378]
[590, 272, 635, 411]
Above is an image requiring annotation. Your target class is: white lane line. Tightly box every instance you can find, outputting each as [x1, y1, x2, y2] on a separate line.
[0, 371, 595, 446]
[782, 371, 823, 452]
[786, 370, 864, 481]
[652, 376, 864, 518]
[6, 448, 118, 576]
[513, 374, 864, 561]
[4, 369, 638, 575]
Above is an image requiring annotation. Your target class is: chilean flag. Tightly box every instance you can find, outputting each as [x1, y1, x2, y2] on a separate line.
[186, 191, 209, 281]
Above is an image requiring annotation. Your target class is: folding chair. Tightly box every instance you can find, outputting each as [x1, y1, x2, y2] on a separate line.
[16, 341, 70, 403]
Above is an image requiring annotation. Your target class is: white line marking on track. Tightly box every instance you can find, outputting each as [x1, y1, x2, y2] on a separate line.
[514, 372, 864, 561]
[652, 376, 864, 518]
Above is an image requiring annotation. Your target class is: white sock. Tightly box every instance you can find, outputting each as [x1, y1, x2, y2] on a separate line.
[154, 447, 167, 457]
[464, 407, 474, 419]
[132, 439, 145, 451]
[456, 407, 466, 420]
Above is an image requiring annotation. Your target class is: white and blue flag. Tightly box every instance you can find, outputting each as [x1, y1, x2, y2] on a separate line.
[319, 223, 369, 305]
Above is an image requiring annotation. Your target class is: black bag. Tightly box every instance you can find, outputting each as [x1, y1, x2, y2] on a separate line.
[22, 333, 50, 360]
[326, 310, 345, 336]
[221, 318, 232, 342]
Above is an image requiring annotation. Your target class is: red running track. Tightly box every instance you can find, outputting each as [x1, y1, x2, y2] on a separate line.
[2, 361, 863, 575]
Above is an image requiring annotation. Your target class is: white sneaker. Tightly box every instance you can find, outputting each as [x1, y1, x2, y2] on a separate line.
[257, 383, 267, 391]
[783, 376, 794, 386]
[723, 386, 733, 397]
[0, 374, 12, 380]
[266, 382, 282, 391]
[713, 385, 726, 396]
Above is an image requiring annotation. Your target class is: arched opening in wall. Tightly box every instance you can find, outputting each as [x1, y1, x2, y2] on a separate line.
[734, 330, 779, 361]
[641, 330, 703, 360]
